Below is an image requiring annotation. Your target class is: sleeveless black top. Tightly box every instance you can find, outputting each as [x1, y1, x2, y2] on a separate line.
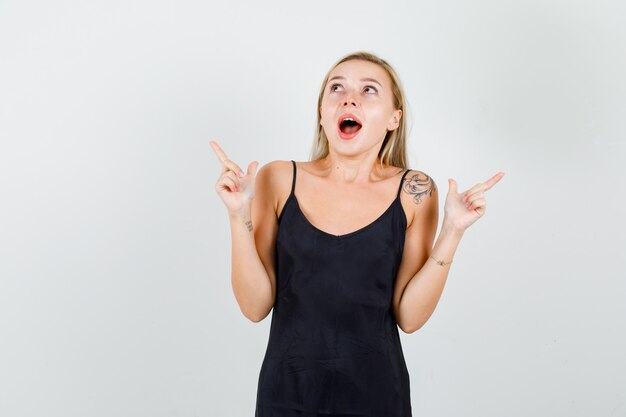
[255, 160, 413, 417]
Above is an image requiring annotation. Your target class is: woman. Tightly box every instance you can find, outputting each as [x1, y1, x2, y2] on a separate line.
[210, 51, 504, 416]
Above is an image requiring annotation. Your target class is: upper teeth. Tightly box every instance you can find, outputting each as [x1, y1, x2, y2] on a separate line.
[344, 117, 355, 122]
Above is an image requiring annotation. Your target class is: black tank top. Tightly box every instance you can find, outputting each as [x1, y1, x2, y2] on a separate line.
[255, 160, 413, 417]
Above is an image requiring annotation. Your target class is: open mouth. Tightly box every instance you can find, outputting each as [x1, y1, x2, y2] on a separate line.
[337, 114, 363, 139]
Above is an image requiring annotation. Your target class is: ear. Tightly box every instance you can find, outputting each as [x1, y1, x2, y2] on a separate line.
[386, 109, 403, 131]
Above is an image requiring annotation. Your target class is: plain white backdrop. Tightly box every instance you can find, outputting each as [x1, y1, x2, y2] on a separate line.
[1, 0, 625, 416]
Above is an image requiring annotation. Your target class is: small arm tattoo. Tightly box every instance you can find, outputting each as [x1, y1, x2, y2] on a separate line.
[245, 220, 253, 232]
[402, 171, 436, 205]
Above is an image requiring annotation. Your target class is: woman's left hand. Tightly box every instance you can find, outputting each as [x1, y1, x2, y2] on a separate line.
[443, 172, 505, 232]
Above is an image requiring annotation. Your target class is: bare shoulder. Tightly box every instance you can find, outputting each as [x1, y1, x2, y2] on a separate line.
[255, 159, 295, 218]
[400, 169, 438, 227]
[402, 169, 438, 204]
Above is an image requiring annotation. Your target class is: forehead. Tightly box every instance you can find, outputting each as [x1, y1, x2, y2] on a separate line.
[328, 59, 391, 86]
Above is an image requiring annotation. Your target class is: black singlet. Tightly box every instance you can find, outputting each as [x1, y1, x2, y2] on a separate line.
[255, 160, 413, 417]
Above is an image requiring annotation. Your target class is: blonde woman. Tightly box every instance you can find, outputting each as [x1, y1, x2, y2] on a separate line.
[211, 51, 504, 416]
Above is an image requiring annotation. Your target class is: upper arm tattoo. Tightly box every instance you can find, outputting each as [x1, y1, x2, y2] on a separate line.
[402, 171, 437, 205]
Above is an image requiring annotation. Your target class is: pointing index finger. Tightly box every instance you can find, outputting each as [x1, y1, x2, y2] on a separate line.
[210, 140, 246, 176]
[483, 172, 505, 191]
[210, 140, 228, 164]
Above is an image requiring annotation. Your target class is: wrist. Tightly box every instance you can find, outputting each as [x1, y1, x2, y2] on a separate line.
[440, 220, 465, 238]
[228, 205, 252, 221]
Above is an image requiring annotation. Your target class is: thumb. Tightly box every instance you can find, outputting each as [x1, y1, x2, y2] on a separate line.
[448, 178, 458, 193]
[248, 161, 260, 177]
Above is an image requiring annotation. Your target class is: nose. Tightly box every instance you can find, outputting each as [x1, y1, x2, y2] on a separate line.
[343, 91, 358, 107]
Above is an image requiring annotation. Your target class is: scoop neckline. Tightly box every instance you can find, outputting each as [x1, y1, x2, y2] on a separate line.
[289, 193, 402, 239]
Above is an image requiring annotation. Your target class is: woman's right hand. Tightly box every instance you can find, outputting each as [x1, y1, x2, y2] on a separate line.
[210, 140, 259, 215]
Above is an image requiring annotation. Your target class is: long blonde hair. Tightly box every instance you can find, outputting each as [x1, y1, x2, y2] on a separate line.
[309, 51, 411, 170]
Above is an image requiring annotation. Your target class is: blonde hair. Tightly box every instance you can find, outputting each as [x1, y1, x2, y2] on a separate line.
[309, 51, 411, 170]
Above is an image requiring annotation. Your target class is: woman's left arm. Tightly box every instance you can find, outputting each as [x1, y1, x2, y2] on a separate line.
[394, 172, 505, 333]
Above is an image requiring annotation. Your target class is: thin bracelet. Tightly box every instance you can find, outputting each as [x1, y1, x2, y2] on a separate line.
[430, 255, 453, 266]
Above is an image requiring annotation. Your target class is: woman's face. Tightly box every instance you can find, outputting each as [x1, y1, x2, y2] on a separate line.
[320, 59, 402, 156]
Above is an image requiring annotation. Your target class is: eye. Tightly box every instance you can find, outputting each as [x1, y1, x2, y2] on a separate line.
[330, 83, 343, 92]
[363, 85, 378, 94]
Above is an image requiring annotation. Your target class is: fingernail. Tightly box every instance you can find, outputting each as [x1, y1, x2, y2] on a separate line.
[239, 172, 245, 177]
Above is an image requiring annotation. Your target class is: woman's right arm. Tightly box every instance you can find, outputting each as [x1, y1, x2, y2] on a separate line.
[210, 140, 279, 322]
[228, 161, 279, 323]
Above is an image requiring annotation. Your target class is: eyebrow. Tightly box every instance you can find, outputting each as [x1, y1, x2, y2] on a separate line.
[328, 76, 383, 88]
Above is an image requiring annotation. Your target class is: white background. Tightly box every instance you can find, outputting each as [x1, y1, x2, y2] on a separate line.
[1, 0, 625, 416]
